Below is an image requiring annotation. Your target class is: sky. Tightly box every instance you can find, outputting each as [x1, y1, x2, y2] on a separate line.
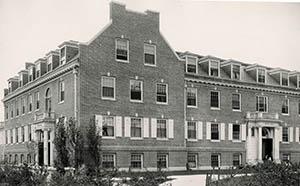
[0, 0, 300, 121]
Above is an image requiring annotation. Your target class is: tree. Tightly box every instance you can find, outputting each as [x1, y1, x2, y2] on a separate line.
[86, 118, 101, 173]
[53, 117, 69, 173]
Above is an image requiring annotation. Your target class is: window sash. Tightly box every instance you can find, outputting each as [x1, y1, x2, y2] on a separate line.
[157, 84, 167, 103]
[102, 77, 115, 99]
[103, 116, 115, 137]
[257, 69, 265, 83]
[131, 118, 142, 137]
[232, 125, 240, 140]
[187, 88, 197, 106]
[232, 65, 240, 79]
[282, 99, 289, 114]
[144, 44, 155, 65]
[256, 96, 267, 112]
[211, 91, 219, 108]
[131, 154, 142, 168]
[187, 154, 197, 168]
[233, 154, 241, 166]
[188, 121, 196, 139]
[130, 80, 142, 101]
[211, 124, 219, 140]
[102, 154, 115, 168]
[232, 94, 240, 110]
[186, 57, 197, 73]
[157, 119, 167, 138]
[281, 73, 288, 86]
[157, 154, 167, 168]
[282, 127, 289, 142]
[116, 39, 128, 61]
[210, 61, 219, 76]
[211, 154, 220, 167]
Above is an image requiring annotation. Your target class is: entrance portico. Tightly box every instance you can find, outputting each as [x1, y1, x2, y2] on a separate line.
[246, 112, 282, 164]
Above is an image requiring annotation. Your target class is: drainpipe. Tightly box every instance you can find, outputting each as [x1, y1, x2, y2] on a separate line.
[73, 67, 79, 122]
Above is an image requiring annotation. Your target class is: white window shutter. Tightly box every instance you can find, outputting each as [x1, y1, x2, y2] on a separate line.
[168, 119, 174, 139]
[12, 128, 15, 143]
[124, 117, 131, 137]
[295, 127, 299, 142]
[289, 127, 294, 142]
[7, 130, 11, 143]
[18, 128, 21, 141]
[185, 121, 188, 139]
[197, 121, 203, 140]
[151, 118, 157, 138]
[241, 124, 246, 141]
[220, 123, 225, 140]
[95, 115, 103, 136]
[143, 118, 149, 138]
[24, 126, 28, 142]
[206, 122, 211, 140]
[116, 116, 122, 137]
[279, 127, 282, 142]
[228, 123, 233, 141]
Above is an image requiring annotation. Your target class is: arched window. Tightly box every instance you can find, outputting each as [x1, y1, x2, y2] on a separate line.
[45, 88, 52, 113]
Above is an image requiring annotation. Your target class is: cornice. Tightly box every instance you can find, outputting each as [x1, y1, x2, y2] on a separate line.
[3, 59, 79, 102]
[185, 74, 300, 96]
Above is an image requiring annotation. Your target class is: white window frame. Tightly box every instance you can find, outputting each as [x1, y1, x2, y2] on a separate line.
[232, 93, 241, 112]
[28, 94, 33, 113]
[58, 81, 65, 103]
[157, 119, 168, 140]
[36, 63, 41, 78]
[231, 64, 241, 80]
[35, 92, 40, 111]
[157, 153, 168, 169]
[211, 153, 220, 167]
[130, 154, 143, 169]
[210, 91, 220, 110]
[101, 154, 116, 169]
[186, 56, 198, 74]
[115, 38, 129, 63]
[257, 68, 266, 83]
[102, 116, 116, 139]
[101, 76, 116, 101]
[130, 80, 143, 103]
[233, 153, 242, 167]
[256, 96, 268, 113]
[144, 43, 156, 66]
[211, 123, 220, 142]
[60, 47, 66, 65]
[209, 60, 220, 77]
[187, 154, 198, 169]
[47, 56, 52, 72]
[156, 83, 168, 105]
[281, 72, 289, 86]
[130, 117, 143, 139]
[281, 98, 289, 115]
[187, 87, 197, 108]
[282, 127, 289, 143]
[187, 121, 197, 141]
[232, 124, 241, 141]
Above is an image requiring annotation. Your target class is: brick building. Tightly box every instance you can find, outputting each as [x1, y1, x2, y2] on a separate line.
[2, 2, 300, 170]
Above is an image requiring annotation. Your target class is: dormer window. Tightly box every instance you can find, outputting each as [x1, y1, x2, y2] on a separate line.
[281, 72, 289, 86]
[47, 57, 52, 72]
[29, 68, 33, 82]
[232, 65, 240, 80]
[210, 61, 219, 77]
[36, 63, 41, 78]
[60, 47, 66, 65]
[186, 56, 197, 73]
[257, 69, 265, 83]
[8, 82, 12, 92]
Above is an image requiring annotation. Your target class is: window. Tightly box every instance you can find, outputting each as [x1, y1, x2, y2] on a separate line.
[47, 57, 52, 72]
[22, 98, 26, 114]
[115, 39, 129, 61]
[131, 154, 143, 169]
[210, 61, 219, 77]
[232, 65, 240, 80]
[187, 154, 197, 168]
[102, 116, 115, 137]
[27, 154, 31, 164]
[298, 100, 300, 115]
[282, 154, 290, 162]
[157, 119, 167, 138]
[20, 154, 24, 164]
[156, 83, 167, 104]
[10, 129, 13, 143]
[187, 88, 197, 107]
[5, 105, 8, 120]
[232, 124, 240, 140]
[144, 44, 156, 65]
[60, 47, 66, 65]
[102, 154, 115, 169]
[59, 81, 65, 103]
[232, 93, 241, 111]
[157, 154, 168, 169]
[187, 121, 196, 139]
[233, 154, 241, 166]
[29, 68, 33, 82]
[101, 76, 115, 100]
[131, 118, 142, 138]
[211, 123, 219, 140]
[16, 100, 19, 116]
[282, 98, 289, 114]
[256, 96, 267, 112]
[21, 127, 24, 142]
[15, 154, 18, 164]
[16, 128, 18, 143]
[186, 56, 197, 73]
[130, 80, 143, 102]
[10, 103, 14, 118]
[281, 73, 288, 86]
[5, 131, 8, 144]
[28, 125, 32, 141]
[210, 91, 220, 109]
[35, 92, 40, 110]
[211, 154, 220, 167]
[282, 127, 289, 142]
[28, 95, 33, 112]
[36, 63, 41, 78]
[257, 69, 265, 83]
[251, 128, 255, 137]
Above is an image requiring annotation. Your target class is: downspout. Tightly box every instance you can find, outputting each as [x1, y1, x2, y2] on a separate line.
[73, 66, 79, 123]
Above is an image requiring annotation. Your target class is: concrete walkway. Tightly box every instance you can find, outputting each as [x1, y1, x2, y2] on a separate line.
[161, 175, 207, 186]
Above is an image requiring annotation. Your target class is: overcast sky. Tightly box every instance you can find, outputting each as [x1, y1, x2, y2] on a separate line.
[1, 0, 300, 121]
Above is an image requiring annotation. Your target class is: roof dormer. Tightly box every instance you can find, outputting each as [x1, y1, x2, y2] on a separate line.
[26, 63, 35, 82]
[221, 60, 242, 80]
[34, 58, 47, 78]
[18, 70, 29, 87]
[185, 55, 198, 73]
[199, 55, 221, 77]
[245, 64, 267, 84]
[46, 50, 60, 72]
[58, 40, 79, 65]
[288, 71, 300, 88]
[7, 76, 19, 93]
[269, 68, 289, 87]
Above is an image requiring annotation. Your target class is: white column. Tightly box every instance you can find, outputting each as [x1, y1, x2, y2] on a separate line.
[258, 127, 262, 162]
[246, 126, 251, 163]
[43, 130, 48, 166]
[50, 130, 54, 166]
[274, 127, 280, 163]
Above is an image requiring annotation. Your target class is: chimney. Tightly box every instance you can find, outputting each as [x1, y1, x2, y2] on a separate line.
[4, 88, 8, 96]
[110, 2, 126, 21]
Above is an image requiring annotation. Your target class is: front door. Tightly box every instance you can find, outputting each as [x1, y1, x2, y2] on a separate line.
[262, 138, 273, 160]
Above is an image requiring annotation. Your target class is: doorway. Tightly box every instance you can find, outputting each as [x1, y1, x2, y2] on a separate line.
[262, 138, 273, 160]
[38, 142, 44, 166]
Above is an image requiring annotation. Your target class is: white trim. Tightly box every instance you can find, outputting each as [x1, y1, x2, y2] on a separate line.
[186, 87, 197, 108]
[185, 55, 198, 74]
[256, 68, 266, 84]
[156, 83, 168, 105]
[130, 79, 143, 103]
[231, 64, 241, 80]
[281, 98, 289, 115]
[232, 93, 241, 111]
[101, 76, 116, 101]
[209, 60, 220, 77]
[210, 90, 220, 109]
[144, 43, 156, 66]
